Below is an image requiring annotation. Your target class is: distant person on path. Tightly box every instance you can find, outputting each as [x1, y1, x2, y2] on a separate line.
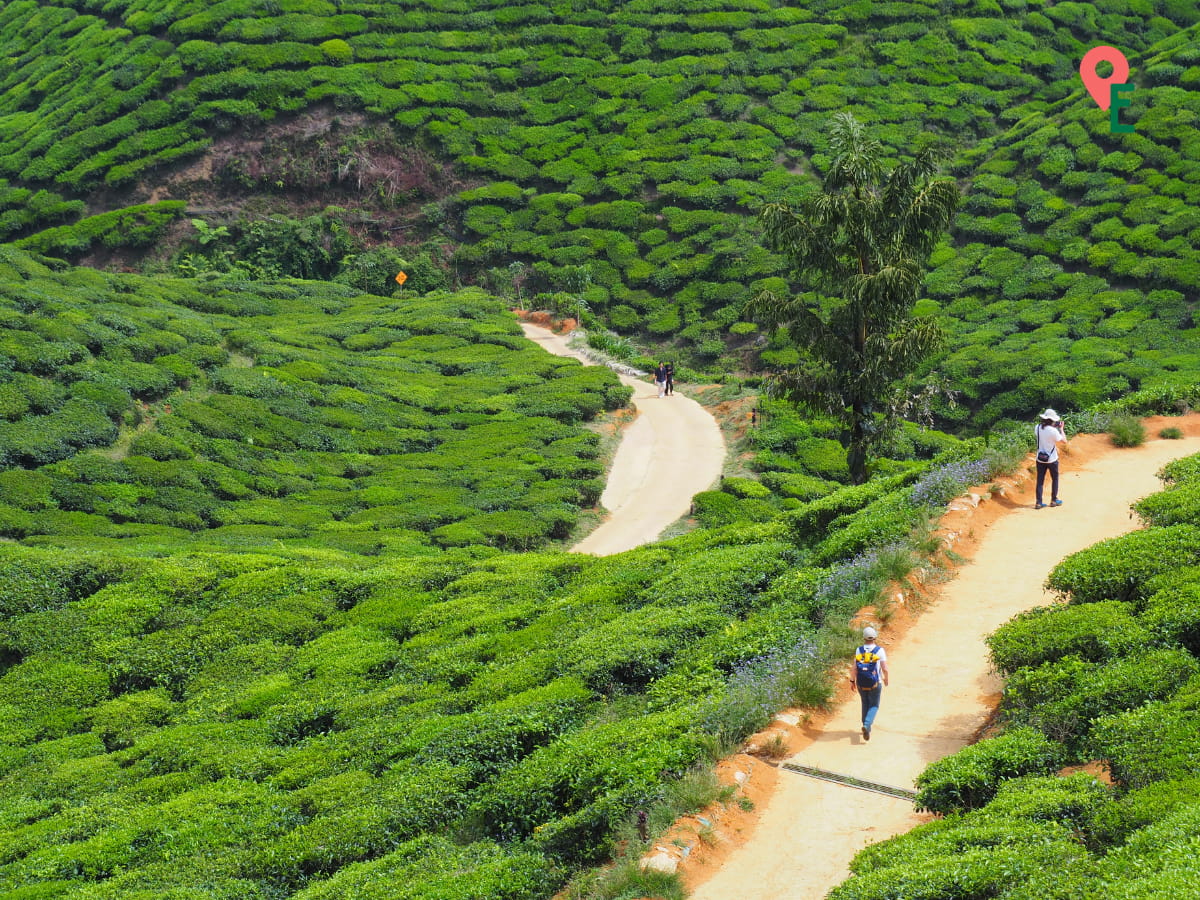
[1034, 408, 1068, 510]
[665, 362, 675, 396]
[850, 626, 888, 742]
[654, 362, 667, 398]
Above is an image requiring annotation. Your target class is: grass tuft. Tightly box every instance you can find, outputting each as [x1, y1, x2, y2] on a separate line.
[1108, 414, 1147, 448]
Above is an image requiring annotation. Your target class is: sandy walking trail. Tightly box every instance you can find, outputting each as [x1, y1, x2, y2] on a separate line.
[520, 323, 725, 556]
[689, 420, 1200, 900]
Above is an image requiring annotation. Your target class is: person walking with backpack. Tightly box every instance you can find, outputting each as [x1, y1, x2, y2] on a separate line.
[1034, 408, 1068, 510]
[850, 626, 889, 742]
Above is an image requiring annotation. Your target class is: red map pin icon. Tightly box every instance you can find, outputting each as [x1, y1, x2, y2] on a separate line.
[1080, 46, 1130, 110]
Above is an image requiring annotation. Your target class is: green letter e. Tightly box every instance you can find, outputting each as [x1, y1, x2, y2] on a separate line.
[1110, 83, 1135, 133]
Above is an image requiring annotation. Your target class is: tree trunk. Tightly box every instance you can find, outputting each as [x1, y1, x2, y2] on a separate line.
[848, 401, 868, 485]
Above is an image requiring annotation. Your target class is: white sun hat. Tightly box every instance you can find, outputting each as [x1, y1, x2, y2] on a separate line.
[1040, 408, 1059, 420]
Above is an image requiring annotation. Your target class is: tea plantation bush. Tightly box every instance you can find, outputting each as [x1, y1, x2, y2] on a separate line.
[0, 247, 629, 556]
[1133, 476, 1200, 527]
[1141, 574, 1200, 653]
[3, 0, 1200, 893]
[0, 498, 888, 896]
[914, 727, 1066, 815]
[987, 601, 1153, 676]
[1002, 649, 1197, 753]
[0, 279, 964, 895]
[833, 774, 1108, 900]
[4, 0, 1200, 396]
[1046, 524, 1200, 606]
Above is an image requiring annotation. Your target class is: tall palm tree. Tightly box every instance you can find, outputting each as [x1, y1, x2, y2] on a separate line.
[750, 113, 960, 484]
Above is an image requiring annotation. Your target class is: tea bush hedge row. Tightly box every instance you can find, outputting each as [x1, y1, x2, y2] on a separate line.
[1045, 524, 1200, 606]
[0, 247, 628, 555]
[4, 1, 1200, 403]
[929, 33, 1200, 430]
[0, 487, 923, 897]
[987, 601, 1153, 676]
[913, 727, 1065, 815]
[0, 280, 978, 897]
[1002, 648, 1197, 753]
[832, 775, 1107, 899]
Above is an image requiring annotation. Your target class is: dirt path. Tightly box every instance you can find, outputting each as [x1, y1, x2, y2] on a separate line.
[519, 323, 725, 556]
[688, 418, 1200, 900]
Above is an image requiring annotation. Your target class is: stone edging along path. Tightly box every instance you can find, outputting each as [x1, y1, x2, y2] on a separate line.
[673, 415, 1200, 900]
[519, 320, 725, 556]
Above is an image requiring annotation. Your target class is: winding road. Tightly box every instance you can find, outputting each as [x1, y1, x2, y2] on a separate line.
[520, 323, 725, 556]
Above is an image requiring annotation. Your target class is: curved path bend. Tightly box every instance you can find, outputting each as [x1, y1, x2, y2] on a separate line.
[520, 323, 725, 556]
[690, 420, 1200, 900]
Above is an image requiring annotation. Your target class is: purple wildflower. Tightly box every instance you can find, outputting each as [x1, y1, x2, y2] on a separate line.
[910, 459, 990, 509]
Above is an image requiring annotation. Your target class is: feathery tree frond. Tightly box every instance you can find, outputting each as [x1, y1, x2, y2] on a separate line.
[751, 113, 960, 484]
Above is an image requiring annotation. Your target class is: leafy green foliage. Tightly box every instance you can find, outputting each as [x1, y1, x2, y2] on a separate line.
[0, 518, 846, 895]
[914, 727, 1066, 815]
[1047, 525, 1200, 606]
[750, 113, 959, 483]
[1134, 466, 1200, 527]
[834, 774, 1107, 899]
[1002, 649, 1198, 752]
[1108, 414, 1148, 448]
[0, 248, 628, 555]
[12, 202, 186, 256]
[2, 3, 1200, 897]
[987, 601, 1153, 676]
[2, 0, 1198, 395]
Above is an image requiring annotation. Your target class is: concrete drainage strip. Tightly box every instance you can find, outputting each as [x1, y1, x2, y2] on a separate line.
[780, 762, 918, 801]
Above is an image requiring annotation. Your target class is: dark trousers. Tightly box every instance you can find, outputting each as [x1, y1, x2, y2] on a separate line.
[1036, 460, 1060, 504]
[665, 377, 673, 395]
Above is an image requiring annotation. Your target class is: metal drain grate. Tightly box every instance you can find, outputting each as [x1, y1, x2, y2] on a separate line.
[781, 762, 918, 801]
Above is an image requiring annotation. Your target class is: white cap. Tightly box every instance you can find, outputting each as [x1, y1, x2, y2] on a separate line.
[862, 626, 877, 640]
[1040, 408, 1059, 420]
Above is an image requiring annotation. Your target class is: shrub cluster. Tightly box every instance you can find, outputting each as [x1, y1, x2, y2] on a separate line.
[0, 519, 877, 895]
[0, 248, 628, 555]
[2, 0, 1198, 390]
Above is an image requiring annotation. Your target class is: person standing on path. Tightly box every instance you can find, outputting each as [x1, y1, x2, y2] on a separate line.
[850, 626, 888, 742]
[665, 362, 675, 396]
[654, 362, 667, 398]
[1034, 408, 1069, 510]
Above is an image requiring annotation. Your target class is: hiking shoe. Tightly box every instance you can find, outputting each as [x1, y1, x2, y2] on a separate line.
[1035, 502, 1046, 509]
[1051, 499, 1063, 507]
[862, 726, 870, 741]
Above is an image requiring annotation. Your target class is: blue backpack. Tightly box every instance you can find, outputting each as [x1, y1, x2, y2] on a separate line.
[855, 645, 882, 689]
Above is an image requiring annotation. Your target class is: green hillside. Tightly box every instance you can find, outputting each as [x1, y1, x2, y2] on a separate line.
[0, 394, 1000, 898]
[0, 246, 628, 556]
[4, 0, 1200, 897]
[2, 0, 1200, 427]
[927, 23, 1200, 427]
